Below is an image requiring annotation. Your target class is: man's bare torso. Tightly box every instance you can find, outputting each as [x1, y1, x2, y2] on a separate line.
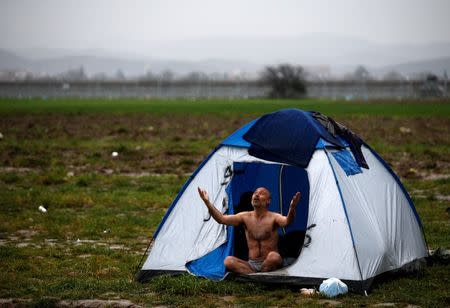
[198, 186, 300, 274]
[240, 211, 281, 261]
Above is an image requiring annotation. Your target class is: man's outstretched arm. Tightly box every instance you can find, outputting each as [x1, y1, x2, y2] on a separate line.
[198, 187, 243, 226]
[276, 192, 301, 227]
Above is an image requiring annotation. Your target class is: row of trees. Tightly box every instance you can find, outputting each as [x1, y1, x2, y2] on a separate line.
[259, 64, 408, 98]
[1, 66, 254, 83]
[2, 64, 445, 98]
[255, 64, 446, 98]
[60, 65, 413, 82]
[2, 64, 422, 83]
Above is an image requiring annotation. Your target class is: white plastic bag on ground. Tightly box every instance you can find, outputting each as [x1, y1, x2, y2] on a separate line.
[319, 277, 348, 297]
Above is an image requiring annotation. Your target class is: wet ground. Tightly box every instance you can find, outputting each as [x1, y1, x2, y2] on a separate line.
[1, 113, 448, 178]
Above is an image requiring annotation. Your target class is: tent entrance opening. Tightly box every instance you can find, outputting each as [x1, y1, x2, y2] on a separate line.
[228, 162, 310, 264]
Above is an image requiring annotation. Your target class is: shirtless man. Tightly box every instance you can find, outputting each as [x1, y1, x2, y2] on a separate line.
[197, 187, 301, 274]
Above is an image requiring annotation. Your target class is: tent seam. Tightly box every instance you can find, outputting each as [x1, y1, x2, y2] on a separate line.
[324, 149, 366, 292]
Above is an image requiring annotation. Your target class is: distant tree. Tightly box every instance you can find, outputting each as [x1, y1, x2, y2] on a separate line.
[182, 71, 209, 83]
[160, 70, 175, 82]
[350, 65, 373, 81]
[382, 70, 405, 81]
[92, 72, 108, 81]
[209, 72, 225, 81]
[60, 66, 87, 81]
[260, 64, 307, 98]
[420, 74, 444, 97]
[410, 71, 432, 80]
[115, 69, 126, 80]
[141, 70, 157, 81]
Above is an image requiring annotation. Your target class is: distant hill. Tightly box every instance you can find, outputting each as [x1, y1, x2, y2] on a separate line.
[374, 57, 450, 77]
[0, 49, 32, 70]
[2, 33, 450, 78]
[0, 49, 262, 77]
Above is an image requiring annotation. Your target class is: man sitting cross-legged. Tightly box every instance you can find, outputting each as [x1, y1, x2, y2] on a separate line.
[197, 187, 301, 274]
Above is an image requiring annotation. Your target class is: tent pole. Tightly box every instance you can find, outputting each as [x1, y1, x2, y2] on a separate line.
[278, 164, 286, 235]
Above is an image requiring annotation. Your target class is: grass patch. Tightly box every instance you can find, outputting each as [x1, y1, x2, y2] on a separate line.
[149, 274, 263, 296]
[0, 97, 449, 117]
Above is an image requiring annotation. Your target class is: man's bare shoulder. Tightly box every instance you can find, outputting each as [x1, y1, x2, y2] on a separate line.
[234, 211, 255, 221]
[269, 211, 284, 218]
[235, 211, 253, 217]
[269, 212, 286, 223]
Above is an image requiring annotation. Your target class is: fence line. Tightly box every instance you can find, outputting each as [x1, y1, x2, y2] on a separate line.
[0, 80, 448, 99]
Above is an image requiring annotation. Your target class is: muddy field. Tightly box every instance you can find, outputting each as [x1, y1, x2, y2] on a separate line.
[1, 113, 449, 177]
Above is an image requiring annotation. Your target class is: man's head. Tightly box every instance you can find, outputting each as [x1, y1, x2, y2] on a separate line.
[251, 187, 271, 209]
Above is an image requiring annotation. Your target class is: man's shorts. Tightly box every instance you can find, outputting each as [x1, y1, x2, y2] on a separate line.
[248, 259, 263, 272]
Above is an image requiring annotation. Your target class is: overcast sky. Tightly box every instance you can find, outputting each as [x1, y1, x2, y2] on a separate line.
[1, 0, 450, 55]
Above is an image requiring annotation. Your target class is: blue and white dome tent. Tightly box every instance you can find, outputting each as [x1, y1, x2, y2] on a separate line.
[136, 109, 428, 293]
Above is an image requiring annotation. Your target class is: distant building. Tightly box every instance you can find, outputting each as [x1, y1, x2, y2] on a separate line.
[0, 69, 32, 81]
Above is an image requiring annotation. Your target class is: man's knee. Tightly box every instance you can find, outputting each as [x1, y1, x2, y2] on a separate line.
[261, 251, 282, 272]
[266, 251, 282, 264]
[224, 256, 236, 269]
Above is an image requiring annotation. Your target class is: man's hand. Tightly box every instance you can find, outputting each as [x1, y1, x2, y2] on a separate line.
[289, 192, 301, 209]
[276, 191, 301, 227]
[198, 187, 210, 204]
[197, 187, 243, 226]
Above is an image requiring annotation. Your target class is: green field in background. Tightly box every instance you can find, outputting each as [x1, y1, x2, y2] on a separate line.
[1, 97, 449, 117]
